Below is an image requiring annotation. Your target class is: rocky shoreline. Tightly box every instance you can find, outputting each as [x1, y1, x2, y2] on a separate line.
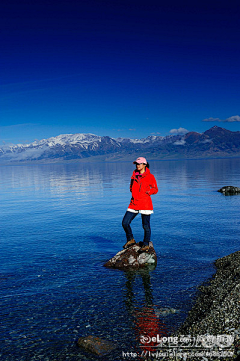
[159, 251, 240, 361]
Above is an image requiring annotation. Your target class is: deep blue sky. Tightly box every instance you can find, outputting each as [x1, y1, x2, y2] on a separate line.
[1, 0, 240, 144]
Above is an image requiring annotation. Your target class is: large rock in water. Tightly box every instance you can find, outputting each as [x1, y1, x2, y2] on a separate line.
[77, 335, 116, 356]
[104, 242, 157, 270]
[218, 185, 240, 195]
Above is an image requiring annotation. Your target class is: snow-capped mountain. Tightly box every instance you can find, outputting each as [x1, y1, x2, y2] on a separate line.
[0, 133, 121, 162]
[1, 126, 240, 163]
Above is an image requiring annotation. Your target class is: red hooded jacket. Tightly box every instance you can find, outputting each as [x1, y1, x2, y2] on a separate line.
[128, 167, 158, 210]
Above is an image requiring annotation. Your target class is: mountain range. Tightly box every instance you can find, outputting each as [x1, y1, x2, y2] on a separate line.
[1, 126, 240, 163]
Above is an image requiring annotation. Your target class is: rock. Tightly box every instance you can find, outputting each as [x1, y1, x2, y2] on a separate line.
[154, 307, 179, 317]
[77, 335, 116, 356]
[218, 186, 240, 195]
[104, 242, 157, 270]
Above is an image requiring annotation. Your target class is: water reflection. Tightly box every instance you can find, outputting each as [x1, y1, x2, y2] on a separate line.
[0, 162, 132, 198]
[152, 158, 240, 190]
[123, 268, 168, 353]
[1, 158, 240, 191]
[1, 158, 240, 202]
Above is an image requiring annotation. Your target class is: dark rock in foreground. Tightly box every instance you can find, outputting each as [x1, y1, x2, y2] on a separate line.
[104, 242, 157, 269]
[218, 186, 240, 195]
[77, 335, 116, 356]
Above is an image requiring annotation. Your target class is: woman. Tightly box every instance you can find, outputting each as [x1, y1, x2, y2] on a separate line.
[122, 157, 158, 252]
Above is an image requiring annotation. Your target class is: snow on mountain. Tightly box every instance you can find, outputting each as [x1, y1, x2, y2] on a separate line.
[1, 127, 240, 163]
[116, 135, 164, 144]
[30, 133, 103, 148]
[0, 133, 122, 162]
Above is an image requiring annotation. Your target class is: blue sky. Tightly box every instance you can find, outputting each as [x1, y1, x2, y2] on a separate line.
[1, 0, 240, 144]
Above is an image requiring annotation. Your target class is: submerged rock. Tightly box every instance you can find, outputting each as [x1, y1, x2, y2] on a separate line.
[154, 307, 179, 317]
[77, 335, 116, 356]
[104, 242, 157, 270]
[218, 186, 240, 195]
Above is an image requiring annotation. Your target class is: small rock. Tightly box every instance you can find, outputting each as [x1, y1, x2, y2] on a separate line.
[155, 307, 179, 317]
[104, 242, 157, 270]
[77, 335, 116, 356]
[217, 186, 240, 195]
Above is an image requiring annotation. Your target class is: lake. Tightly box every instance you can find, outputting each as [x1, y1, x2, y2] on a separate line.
[0, 158, 240, 360]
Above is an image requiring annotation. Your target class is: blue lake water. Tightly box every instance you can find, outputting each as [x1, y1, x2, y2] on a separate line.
[0, 158, 240, 360]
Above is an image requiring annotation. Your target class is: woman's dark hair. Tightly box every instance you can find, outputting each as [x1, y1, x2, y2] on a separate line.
[146, 162, 150, 168]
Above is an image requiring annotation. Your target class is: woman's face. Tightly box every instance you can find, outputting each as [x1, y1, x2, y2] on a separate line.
[136, 163, 146, 174]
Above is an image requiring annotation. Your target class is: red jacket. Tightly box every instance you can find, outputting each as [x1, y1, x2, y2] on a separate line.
[128, 167, 158, 210]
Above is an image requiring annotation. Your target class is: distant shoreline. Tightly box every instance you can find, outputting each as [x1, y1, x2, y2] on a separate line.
[1, 154, 240, 166]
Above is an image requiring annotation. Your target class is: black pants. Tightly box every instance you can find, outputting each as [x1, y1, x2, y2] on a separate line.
[122, 211, 151, 245]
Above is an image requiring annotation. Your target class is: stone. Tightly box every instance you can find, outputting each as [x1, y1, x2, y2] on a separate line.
[217, 185, 240, 195]
[154, 307, 179, 317]
[77, 335, 116, 356]
[104, 242, 157, 270]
